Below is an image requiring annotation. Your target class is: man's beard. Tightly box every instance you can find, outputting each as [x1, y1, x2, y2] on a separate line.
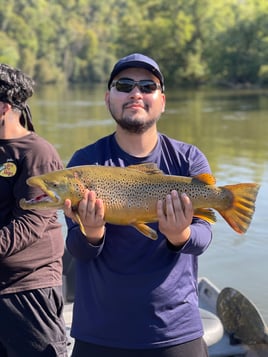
[113, 116, 157, 134]
[107, 99, 160, 134]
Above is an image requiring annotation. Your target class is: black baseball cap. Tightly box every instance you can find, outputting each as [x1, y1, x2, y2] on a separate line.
[108, 53, 164, 91]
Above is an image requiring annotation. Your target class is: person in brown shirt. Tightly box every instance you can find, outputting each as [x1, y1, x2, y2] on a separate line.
[0, 64, 67, 356]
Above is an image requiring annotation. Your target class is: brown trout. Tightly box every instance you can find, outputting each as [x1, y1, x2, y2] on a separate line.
[20, 163, 260, 240]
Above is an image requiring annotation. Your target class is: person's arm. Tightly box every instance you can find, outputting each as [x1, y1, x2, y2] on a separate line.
[0, 147, 63, 259]
[158, 144, 213, 254]
[157, 189, 212, 254]
[0, 210, 59, 259]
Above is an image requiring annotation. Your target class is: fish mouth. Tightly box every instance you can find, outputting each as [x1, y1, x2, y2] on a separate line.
[19, 190, 62, 209]
[26, 192, 60, 204]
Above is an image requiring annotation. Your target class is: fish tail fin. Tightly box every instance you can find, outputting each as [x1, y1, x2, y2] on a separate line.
[218, 183, 260, 234]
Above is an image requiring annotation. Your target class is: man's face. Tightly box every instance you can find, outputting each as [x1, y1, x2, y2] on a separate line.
[105, 68, 165, 134]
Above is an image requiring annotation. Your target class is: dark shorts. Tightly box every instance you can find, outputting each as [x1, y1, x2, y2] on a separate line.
[0, 286, 68, 357]
[71, 337, 209, 357]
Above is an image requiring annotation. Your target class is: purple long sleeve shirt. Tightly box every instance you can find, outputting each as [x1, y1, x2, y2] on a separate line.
[66, 133, 212, 349]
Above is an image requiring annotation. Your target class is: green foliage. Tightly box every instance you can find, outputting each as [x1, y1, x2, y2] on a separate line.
[0, 0, 268, 87]
[0, 32, 19, 66]
[258, 65, 268, 85]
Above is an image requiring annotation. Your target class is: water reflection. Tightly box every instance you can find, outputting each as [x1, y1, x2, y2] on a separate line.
[31, 85, 268, 323]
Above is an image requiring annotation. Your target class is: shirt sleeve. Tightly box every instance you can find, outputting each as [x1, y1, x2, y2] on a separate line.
[65, 216, 105, 261]
[166, 218, 212, 255]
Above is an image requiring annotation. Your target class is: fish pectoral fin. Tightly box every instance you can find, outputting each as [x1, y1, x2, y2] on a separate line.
[74, 212, 87, 236]
[132, 223, 158, 240]
[193, 208, 217, 224]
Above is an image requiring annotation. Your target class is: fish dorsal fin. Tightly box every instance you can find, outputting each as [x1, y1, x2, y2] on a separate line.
[127, 163, 163, 175]
[192, 173, 216, 185]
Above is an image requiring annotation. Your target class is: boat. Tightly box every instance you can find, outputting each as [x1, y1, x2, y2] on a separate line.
[63, 250, 268, 356]
[198, 277, 268, 356]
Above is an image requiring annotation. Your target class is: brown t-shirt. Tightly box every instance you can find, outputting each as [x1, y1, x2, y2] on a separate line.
[0, 132, 64, 294]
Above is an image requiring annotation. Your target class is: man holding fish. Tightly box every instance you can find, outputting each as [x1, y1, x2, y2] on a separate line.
[64, 53, 212, 357]
[19, 53, 259, 356]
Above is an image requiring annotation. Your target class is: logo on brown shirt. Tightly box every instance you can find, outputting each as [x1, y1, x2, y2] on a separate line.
[0, 162, 17, 177]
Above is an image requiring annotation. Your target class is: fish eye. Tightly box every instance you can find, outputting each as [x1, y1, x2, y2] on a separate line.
[50, 181, 59, 187]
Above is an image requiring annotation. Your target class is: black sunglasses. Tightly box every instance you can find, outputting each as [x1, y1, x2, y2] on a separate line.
[111, 78, 162, 93]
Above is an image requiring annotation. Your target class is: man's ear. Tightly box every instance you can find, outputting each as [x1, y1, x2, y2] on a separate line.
[1, 102, 11, 115]
[104, 91, 110, 108]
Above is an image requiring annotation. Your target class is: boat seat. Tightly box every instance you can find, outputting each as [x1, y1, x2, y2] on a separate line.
[200, 308, 224, 347]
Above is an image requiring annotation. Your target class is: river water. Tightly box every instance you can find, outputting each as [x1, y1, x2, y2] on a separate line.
[30, 85, 268, 324]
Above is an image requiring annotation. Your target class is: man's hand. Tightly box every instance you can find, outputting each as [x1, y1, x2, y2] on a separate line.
[157, 191, 193, 247]
[64, 189, 105, 244]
